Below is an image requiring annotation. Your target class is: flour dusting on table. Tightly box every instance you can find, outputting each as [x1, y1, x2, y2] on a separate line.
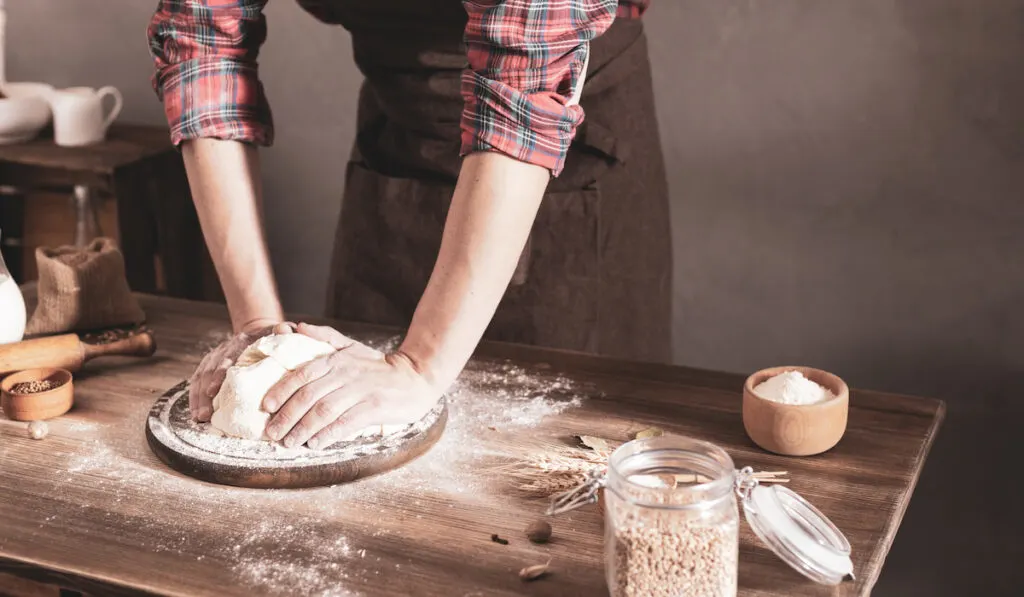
[47, 333, 584, 596]
[232, 520, 360, 597]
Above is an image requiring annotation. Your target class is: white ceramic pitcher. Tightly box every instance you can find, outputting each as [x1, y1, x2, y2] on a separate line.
[50, 86, 123, 147]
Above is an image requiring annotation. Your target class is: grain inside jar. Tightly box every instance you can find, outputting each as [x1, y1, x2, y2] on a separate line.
[604, 437, 740, 597]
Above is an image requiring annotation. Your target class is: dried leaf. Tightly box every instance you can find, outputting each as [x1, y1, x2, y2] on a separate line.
[576, 435, 611, 452]
[519, 560, 551, 581]
[634, 427, 664, 440]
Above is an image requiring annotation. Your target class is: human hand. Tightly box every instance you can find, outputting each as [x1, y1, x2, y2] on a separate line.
[261, 323, 443, 450]
[189, 320, 295, 421]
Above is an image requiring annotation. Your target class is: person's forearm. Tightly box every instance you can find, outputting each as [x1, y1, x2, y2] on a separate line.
[397, 152, 548, 389]
[181, 139, 283, 333]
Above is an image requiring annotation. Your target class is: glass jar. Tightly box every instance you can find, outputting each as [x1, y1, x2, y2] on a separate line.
[548, 434, 855, 595]
[604, 435, 739, 597]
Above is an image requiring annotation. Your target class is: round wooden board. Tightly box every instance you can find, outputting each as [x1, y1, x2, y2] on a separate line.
[145, 381, 448, 489]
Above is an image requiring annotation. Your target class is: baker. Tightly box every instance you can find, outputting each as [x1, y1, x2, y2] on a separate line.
[147, 0, 670, 450]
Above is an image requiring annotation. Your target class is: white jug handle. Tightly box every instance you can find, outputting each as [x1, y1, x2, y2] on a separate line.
[97, 86, 123, 130]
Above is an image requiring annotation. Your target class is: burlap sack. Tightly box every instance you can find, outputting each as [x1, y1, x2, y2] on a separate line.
[26, 238, 145, 335]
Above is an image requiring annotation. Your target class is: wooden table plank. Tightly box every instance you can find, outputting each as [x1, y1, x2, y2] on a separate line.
[0, 294, 944, 597]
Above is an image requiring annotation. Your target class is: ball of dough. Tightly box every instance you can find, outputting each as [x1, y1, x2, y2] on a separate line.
[206, 333, 414, 446]
[209, 334, 335, 440]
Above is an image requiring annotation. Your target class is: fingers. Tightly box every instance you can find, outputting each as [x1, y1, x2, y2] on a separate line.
[199, 357, 232, 421]
[296, 323, 357, 350]
[281, 387, 365, 449]
[263, 360, 340, 444]
[189, 353, 227, 421]
[306, 398, 378, 451]
[261, 354, 335, 414]
[190, 324, 293, 422]
[188, 369, 205, 419]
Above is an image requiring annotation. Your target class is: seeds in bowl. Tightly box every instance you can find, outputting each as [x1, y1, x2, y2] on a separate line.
[10, 379, 61, 394]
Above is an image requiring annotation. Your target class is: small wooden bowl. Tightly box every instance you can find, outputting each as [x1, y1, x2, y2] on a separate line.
[1, 368, 74, 421]
[742, 366, 849, 457]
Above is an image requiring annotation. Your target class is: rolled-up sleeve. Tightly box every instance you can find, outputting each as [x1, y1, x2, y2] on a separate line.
[147, 0, 273, 147]
[460, 1, 618, 177]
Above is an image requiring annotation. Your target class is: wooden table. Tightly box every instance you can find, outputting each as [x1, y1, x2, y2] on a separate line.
[0, 295, 944, 596]
[0, 124, 220, 301]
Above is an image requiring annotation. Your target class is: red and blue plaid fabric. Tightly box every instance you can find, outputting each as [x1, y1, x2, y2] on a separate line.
[148, 1, 650, 176]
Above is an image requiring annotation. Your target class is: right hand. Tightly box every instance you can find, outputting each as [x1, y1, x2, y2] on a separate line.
[189, 321, 294, 421]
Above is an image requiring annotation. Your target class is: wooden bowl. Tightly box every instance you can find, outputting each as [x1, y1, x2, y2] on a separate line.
[1, 368, 74, 421]
[742, 366, 848, 457]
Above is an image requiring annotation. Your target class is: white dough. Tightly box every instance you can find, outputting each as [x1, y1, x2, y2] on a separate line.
[210, 334, 336, 440]
[250, 334, 337, 370]
[207, 333, 410, 445]
[209, 357, 289, 439]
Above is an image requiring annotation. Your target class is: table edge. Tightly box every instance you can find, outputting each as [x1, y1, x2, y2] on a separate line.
[0, 553, 163, 597]
[857, 399, 947, 594]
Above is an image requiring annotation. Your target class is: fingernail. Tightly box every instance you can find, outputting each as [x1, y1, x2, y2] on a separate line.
[307, 439, 319, 450]
[282, 436, 296, 448]
[198, 407, 212, 420]
[264, 400, 277, 412]
[267, 425, 281, 440]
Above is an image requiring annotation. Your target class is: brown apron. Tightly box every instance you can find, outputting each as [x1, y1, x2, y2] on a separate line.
[301, 1, 672, 363]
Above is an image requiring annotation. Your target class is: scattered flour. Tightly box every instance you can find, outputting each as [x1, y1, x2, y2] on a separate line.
[752, 370, 835, 405]
[231, 520, 361, 597]
[41, 332, 585, 596]
[195, 329, 233, 354]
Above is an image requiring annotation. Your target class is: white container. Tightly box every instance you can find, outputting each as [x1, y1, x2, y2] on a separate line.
[50, 86, 122, 147]
[0, 228, 26, 344]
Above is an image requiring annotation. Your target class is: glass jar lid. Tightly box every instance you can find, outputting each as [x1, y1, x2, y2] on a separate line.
[742, 482, 855, 585]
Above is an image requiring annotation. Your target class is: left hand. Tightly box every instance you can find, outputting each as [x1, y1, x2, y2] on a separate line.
[261, 323, 443, 450]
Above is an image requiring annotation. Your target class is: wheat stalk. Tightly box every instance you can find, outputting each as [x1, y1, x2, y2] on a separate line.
[489, 442, 607, 497]
[492, 440, 789, 499]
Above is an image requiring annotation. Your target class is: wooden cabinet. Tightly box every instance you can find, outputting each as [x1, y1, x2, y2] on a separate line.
[0, 124, 222, 302]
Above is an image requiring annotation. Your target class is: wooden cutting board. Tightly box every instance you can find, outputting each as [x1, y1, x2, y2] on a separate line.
[145, 381, 448, 489]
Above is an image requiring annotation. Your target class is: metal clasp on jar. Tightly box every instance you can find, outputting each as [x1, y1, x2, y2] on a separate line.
[734, 465, 759, 501]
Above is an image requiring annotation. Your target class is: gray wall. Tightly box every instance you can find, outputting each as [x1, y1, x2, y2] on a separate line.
[9, 2, 1024, 594]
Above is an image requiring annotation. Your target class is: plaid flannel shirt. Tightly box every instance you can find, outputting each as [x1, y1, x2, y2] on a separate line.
[148, 1, 649, 176]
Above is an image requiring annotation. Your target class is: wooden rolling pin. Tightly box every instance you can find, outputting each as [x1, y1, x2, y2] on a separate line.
[0, 331, 156, 376]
